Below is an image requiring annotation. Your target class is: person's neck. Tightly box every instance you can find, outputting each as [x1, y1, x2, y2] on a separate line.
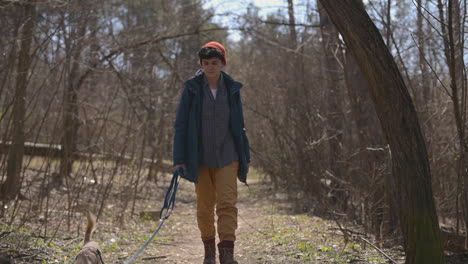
[206, 74, 220, 89]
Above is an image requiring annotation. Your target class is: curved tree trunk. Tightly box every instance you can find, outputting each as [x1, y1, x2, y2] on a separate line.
[318, 1, 444, 263]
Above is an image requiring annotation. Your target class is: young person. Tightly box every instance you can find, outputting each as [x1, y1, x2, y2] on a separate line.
[173, 41, 250, 264]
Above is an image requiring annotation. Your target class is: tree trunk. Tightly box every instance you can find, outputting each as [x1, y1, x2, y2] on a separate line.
[285, 0, 303, 206]
[436, 0, 467, 238]
[385, 0, 391, 46]
[436, 0, 451, 66]
[318, 1, 444, 263]
[287, 0, 297, 44]
[59, 6, 88, 180]
[447, 0, 468, 249]
[416, 0, 431, 105]
[1, 0, 36, 199]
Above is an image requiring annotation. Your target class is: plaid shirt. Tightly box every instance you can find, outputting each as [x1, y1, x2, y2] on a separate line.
[199, 74, 238, 168]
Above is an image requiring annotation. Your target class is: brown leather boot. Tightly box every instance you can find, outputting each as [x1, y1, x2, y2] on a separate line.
[203, 238, 216, 264]
[217, 240, 238, 264]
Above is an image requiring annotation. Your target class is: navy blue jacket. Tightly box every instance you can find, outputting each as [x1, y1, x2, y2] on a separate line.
[173, 71, 251, 184]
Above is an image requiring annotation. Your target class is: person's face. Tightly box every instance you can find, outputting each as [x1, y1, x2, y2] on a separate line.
[200, 57, 224, 79]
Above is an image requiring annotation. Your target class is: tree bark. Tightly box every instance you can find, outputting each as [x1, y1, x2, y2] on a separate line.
[59, 4, 88, 180]
[1, 0, 36, 199]
[447, 0, 468, 249]
[318, 1, 444, 263]
[385, 0, 391, 46]
[287, 0, 297, 45]
[416, 0, 431, 106]
[285, 0, 305, 205]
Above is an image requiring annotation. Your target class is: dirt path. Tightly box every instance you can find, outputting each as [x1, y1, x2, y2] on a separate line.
[106, 178, 405, 264]
[121, 180, 268, 263]
[1, 166, 463, 263]
[0, 175, 406, 264]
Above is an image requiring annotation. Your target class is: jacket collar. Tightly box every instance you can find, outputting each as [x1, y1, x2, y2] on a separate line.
[185, 70, 242, 95]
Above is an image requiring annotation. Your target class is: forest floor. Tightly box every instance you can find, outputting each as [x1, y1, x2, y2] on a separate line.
[1, 164, 464, 263]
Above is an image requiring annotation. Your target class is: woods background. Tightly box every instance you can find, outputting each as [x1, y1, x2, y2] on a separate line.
[0, 0, 467, 261]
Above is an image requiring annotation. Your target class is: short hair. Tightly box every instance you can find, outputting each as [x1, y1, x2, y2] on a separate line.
[198, 47, 225, 63]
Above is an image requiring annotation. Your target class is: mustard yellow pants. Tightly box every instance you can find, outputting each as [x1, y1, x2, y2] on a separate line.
[195, 161, 238, 242]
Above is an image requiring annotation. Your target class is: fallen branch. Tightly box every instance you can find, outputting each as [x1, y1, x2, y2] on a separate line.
[360, 236, 397, 264]
[330, 212, 350, 244]
[141, 256, 167, 260]
[0, 231, 12, 239]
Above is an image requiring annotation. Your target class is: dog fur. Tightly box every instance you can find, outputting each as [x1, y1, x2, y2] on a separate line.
[74, 211, 103, 264]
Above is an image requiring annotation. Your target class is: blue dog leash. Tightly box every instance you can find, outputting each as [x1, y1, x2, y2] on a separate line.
[123, 167, 183, 264]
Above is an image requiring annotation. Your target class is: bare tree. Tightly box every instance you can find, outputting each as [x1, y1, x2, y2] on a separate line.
[59, 2, 91, 182]
[434, 0, 468, 245]
[446, 0, 468, 248]
[1, 0, 36, 199]
[318, 1, 444, 263]
[416, 0, 431, 106]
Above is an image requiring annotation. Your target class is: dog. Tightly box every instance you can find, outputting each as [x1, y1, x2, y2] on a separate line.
[74, 211, 103, 264]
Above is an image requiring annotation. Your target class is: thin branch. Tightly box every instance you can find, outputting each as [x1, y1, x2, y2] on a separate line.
[410, 33, 452, 98]
[258, 19, 320, 28]
[360, 236, 398, 264]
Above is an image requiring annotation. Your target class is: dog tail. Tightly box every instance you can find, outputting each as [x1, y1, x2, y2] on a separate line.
[84, 210, 97, 244]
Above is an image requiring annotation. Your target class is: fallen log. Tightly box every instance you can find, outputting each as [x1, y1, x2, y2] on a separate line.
[0, 141, 172, 173]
